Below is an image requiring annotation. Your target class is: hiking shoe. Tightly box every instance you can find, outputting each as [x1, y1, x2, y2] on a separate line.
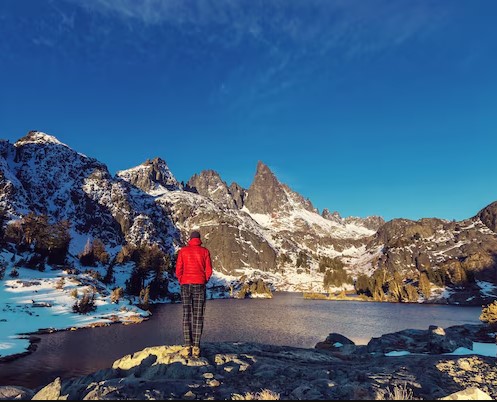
[192, 346, 201, 358]
[181, 346, 192, 358]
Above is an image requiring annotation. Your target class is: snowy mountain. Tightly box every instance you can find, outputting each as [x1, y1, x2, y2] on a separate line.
[2, 131, 497, 303]
[348, 216, 497, 304]
[0, 131, 179, 254]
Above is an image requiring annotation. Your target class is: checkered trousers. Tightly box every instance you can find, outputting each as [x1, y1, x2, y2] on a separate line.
[180, 284, 207, 347]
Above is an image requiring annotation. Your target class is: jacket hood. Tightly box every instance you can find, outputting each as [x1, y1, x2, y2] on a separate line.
[188, 238, 202, 246]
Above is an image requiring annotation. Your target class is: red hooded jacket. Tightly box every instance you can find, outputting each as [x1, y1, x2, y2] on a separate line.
[175, 238, 213, 285]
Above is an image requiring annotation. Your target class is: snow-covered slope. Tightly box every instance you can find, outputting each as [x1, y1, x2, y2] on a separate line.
[0, 131, 179, 253]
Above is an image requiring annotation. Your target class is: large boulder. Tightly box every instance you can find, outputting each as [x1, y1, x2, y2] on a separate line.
[439, 387, 493, 400]
[0, 386, 34, 400]
[315, 333, 356, 354]
[31, 377, 67, 400]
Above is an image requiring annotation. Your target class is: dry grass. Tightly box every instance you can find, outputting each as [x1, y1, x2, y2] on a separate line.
[376, 383, 417, 400]
[232, 389, 280, 400]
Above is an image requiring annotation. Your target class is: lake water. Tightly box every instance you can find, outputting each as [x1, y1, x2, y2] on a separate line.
[0, 292, 482, 388]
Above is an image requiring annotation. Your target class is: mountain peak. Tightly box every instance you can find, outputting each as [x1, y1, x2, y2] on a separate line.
[143, 157, 166, 167]
[117, 157, 181, 193]
[255, 160, 274, 176]
[245, 161, 287, 214]
[15, 131, 66, 147]
[187, 170, 241, 208]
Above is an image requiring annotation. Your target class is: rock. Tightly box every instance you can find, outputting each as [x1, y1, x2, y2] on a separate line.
[235, 279, 273, 299]
[315, 333, 355, 353]
[0, 386, 34, 400]
[31, 377, 67, 400]
[290, 384, 322, 400]
[367, 326, 473, 354]
[14, 332, 497, 401]
[207, 379, 220, 387]
[183, 390, 196, 400]
[186, 170, 237, 209]
[112, 345, 209, 371]
[439, 387, 493, 400]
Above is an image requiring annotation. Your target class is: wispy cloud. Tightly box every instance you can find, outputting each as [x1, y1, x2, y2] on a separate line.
[64, 0, 451, 52]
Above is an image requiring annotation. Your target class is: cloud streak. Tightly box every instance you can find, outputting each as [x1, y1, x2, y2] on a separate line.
[64, 0, 451, 53]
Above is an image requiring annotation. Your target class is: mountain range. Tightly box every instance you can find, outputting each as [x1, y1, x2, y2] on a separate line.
[1, 131, 496, 304]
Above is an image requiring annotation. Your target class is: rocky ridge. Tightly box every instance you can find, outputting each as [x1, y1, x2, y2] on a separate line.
[1, 131, 497, 302]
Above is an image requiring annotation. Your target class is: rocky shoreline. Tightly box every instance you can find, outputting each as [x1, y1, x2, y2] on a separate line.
[1, 324, 495, 400]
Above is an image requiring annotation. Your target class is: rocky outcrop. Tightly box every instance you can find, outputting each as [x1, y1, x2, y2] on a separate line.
[322, 209, 385, 232]
[0, 385, 34, 400]
[228, 182, 245, 209]
[315, 333, 356, 354]
[321, 209, 342, 224]
[244, 161, 294, 215]
[478, 201, 497, 233]
[31, 377, 66, 400]
[117, 157, 181, 193]
[186, 170, 237, 209]
[353, 215, 497, 304]
[235, 278, 273, 299]
[344, 215, 385, 231]
[440, 387, 493, 400]
[367, 325, 476, 354]
[21, 324, 497, 401]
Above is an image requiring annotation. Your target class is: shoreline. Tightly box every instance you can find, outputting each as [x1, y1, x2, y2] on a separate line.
[0, 313, 150, 364]
[302, 291, 488, 307]
[0, 291, 485, 364]
[3, 324, 495, 400]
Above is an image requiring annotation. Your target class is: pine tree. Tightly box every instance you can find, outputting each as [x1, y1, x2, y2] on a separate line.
[355, 274, 371, 296]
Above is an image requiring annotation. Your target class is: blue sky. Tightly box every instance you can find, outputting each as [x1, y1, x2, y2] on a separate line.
[1, 0, 496, 221]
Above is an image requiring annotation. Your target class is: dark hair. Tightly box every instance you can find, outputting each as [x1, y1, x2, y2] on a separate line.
[190, 231, 201, 239]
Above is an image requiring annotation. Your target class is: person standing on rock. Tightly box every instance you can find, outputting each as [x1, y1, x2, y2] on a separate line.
[175, 230, 213, 358]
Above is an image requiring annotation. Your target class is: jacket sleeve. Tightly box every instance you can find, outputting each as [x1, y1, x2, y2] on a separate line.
[175, 249, 184, 285]
[205, 250, 213, 283]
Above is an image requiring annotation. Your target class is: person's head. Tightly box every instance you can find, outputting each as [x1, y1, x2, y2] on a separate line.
[190, 230, 201, 240]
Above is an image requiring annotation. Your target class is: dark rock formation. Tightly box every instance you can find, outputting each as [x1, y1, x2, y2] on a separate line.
[244, 161, 292, 215]
[117, 157, 181, 193]
[186, 170, 237, 209]
[235, 278, 273, 299]
[478, 201, 497, 233]
[367, 325, 478, 354]
[315, 333, 356, 354]
[228, 182, 245, 209]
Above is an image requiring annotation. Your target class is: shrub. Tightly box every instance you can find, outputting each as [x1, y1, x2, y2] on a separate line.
[55, 277, 65, 290]
[9, 268, 19, 278]
[111, 287, 124, 304]
[376, 383, 416, 400]
[480, 301, 497, 329]
[79, 238, 109, 266]
[232, 389, 280, 400]
[70, 288, 79, 299]
[72, 290, 97, 314]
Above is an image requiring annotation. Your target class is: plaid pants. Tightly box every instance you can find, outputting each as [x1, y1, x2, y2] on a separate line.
[181, 284, 206, 347]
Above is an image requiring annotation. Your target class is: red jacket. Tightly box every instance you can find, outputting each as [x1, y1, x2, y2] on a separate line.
[175, 238, 213, 285]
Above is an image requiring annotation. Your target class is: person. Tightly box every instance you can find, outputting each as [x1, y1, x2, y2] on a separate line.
[175, 230, 213, 358]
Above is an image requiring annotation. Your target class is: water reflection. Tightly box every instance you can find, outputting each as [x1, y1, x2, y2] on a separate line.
[0, 293, 481, 388]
